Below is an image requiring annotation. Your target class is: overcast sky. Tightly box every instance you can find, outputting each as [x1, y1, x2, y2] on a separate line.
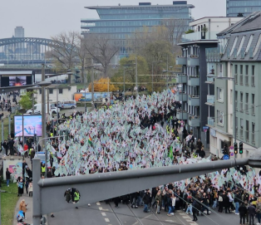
[0, 0, 226, 39]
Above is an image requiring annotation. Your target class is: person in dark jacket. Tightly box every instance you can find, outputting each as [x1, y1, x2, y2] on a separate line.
[143, 190, 151, 213]
[223, 192, 230, 213]
[198, 148, 206, 158]
[239, 202, 247, 225]
[248, 203, 256, 225]
[6, 168, 11, 186]
[192, 199, 199, 221]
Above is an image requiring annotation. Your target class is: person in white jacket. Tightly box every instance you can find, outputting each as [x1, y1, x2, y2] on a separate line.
[171, 194, 176, 216]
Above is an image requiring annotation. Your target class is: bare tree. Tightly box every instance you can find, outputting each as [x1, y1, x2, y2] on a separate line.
[47, 32, 79, 70]
[83, 34, 119, 77]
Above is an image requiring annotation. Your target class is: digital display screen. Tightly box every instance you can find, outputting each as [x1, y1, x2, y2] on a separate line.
[9, 76, 27, 86]
[14, 115, 42, 137]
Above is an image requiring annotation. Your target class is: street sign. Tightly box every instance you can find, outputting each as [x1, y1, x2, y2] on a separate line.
[203, 126, 209, 133]
[223, 154, 230, 160]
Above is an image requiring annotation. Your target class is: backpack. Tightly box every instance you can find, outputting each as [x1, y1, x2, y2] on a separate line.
[218, 196, 223, 202]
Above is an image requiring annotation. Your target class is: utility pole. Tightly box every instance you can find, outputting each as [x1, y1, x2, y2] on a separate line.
[135, 56, 138, 97]
[152, 63, 154, 93]
[92, 67, 94, 108]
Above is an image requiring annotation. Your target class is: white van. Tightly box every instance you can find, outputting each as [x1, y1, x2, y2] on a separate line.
[26, 103, 60, 115]
[57, 100, 76, 109]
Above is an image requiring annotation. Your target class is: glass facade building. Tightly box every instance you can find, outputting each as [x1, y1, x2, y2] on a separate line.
[81, 2, 194, 62]
[227, 0, 261, 17]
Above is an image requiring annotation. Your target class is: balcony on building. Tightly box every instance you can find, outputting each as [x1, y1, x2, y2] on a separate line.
[207, 117, 215, 127]
[182, 31, 218, 43]
[188, 95, 200, 106]
[176, 56, 187, 65]
[188, 116, 200, 127]
[176, 74, 187, 83]
[176, 110, 188, 120]
[206, 95, 215, 106]
[206, 47, 222, 62]
[176, 92, 188, 101]
[188, 76, 199, 86]
[187, 56, 199, 67]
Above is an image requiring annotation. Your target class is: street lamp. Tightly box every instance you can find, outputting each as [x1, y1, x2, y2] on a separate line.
[208, 75, 236, 158]
[38, 81, 51, 177]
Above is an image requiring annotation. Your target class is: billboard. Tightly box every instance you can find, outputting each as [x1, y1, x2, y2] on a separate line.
[9, 76, 27, 86]
[14, 115, 42, 137]
[74, 92, 110, 102]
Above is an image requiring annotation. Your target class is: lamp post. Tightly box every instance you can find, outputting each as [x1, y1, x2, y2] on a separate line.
[38, 81, 52, 177]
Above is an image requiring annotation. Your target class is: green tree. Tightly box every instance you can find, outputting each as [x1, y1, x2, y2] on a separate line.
[111, 55, 149, 94]
[19, 91, 36, 111]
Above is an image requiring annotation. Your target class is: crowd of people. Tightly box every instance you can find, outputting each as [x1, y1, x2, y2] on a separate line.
[0, 91, 19, 116]
[5, 88, 261, 224]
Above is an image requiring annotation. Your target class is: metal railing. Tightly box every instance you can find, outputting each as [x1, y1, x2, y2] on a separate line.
[252, 105, 255, 116]
[251, 76, 255, 87]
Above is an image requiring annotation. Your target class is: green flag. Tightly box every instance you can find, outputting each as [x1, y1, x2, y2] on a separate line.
[168, 146, 174, 160]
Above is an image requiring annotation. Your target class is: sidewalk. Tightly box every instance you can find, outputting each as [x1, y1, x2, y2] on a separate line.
[12, 157, 33, 225]
[13, 195, 33, 225]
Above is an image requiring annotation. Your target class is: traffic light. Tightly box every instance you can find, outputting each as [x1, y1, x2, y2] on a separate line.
[222, 145, 229, 155]
[234, 142, 238, 155]
[239, 142, 243, 154]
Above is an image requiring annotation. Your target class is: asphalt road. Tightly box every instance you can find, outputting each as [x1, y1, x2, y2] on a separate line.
[47, 201, 240, 225]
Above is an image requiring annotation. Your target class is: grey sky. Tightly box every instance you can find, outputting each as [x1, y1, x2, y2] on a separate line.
[0, 0, 225, 39]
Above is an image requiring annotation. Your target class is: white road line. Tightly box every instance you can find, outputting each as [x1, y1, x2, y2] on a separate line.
[96, 202, 101, 206]
[101, 212, 106, 217]
[104, 218, 110, 222]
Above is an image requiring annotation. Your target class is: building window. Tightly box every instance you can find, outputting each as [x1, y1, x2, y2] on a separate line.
[235, 65, 238, 74]
[252, 65, 255, 75]
[217, 88, 224, 102]
[240, 65, 243, 74]
[59, 89, 63, 94]
[230, 114, 233, 128]
[246, 34, 254, 53]
[237, 36, 245, 56]
[39, 89, 41, 94]
[49, 89, 53, 94]
[246, 65, 249, 75]
[217, 110, 224, 126]
[230, 36, 238, 57]
[253, 34, 261, 56]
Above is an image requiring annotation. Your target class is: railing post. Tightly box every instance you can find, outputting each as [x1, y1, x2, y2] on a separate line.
[33, 158, 41, 225]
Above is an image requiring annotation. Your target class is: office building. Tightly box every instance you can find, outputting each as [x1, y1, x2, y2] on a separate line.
[227, 0, 261, 17]
[14, 26, 24, 38]
[175, 17, 242, 147]
[206, 12, 261, 157]
[81, 1, 194, 63]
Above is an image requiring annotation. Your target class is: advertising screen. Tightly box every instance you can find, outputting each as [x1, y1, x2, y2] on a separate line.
[9, 76, 27, 86]
[74, 92, 110, 102]
[14, 115, 42, 137]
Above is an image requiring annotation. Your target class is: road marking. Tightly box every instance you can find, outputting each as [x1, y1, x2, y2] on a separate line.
[96, 202, 101, 206]
[99, 207, 109, 211]
[104, 218, 110, 222]
[165, 220, 175, 222]
[101, 212, 106, 216]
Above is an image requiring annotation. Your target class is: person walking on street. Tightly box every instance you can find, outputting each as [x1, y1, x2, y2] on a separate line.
[6, 168, 11, 186]
[192, 199, 199, 222]
[19, 199, 27, 218]
[256, 197, 261, 225]
[248, 202, 256, 225]
[239, 202, 247, 225]
[155, 190, 162, 214]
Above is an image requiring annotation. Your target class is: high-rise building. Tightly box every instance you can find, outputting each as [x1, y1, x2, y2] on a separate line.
[14, 26, 24, 38]
[227, 0, 261, 17]
[81, 1, 194, 63]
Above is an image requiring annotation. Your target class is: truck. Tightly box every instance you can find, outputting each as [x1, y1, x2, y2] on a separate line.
[26, 103, 60, 115]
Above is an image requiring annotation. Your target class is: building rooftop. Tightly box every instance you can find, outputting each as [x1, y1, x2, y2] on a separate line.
[85, 4, 194, 9]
